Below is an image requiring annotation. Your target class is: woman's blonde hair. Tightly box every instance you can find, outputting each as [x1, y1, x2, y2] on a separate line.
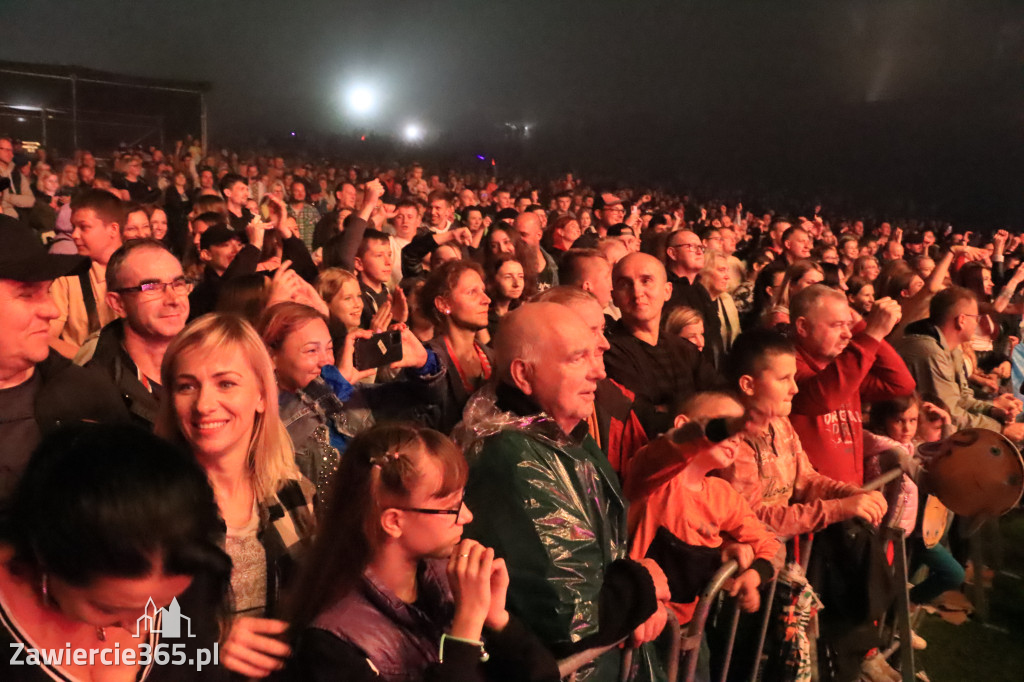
[770, 259, 823, 309]
[665, 305, 703, 337]
[699, 249, 727, 289]
[156, 313, 300, 502]
[315, 267, 359, 304]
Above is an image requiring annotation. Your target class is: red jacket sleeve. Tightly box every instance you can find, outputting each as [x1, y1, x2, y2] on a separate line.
[793, 332, 881, 414]
[860, 336, 916, 402]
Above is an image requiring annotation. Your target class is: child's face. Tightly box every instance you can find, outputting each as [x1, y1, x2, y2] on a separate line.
[915, 405, 945, 443]
[886, 403, 919, 444]
[743, 352, 798, 420]
[676, 395, 745, 469]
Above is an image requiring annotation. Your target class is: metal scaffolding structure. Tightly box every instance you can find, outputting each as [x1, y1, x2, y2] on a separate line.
[0, 61, 210, 154]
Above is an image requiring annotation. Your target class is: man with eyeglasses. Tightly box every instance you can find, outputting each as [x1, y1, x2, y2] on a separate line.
[664, 229, 724, 367]
[897, 285, 1024, 441]
[79, 239, 191, 428]
[594, 192, 625, 236]
[572, 192, 626, 250]
[0, 216, 128, 500]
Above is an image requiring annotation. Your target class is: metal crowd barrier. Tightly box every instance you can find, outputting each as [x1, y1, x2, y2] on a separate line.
[558, 610, 681, 682]
[677, 559, 782, 682]
[562, 468, 915, 682]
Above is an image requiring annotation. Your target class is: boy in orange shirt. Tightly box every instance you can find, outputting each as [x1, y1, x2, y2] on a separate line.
[628, 391, 782, 625]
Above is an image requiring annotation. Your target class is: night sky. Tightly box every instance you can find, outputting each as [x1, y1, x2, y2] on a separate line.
[4, 1, 1024, 223]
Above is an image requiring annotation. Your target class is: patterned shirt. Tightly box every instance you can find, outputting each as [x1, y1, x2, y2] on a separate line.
[289, 202, 322, 249]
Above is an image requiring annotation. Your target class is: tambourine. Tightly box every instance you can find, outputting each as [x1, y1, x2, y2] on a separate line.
[918, 428, 1024, 517]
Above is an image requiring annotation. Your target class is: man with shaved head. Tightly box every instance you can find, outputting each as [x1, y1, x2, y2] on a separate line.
[459, 302, 671, 681]
[605, 252, 722, 437]
[559, 248, 618, 320]
[514, 210, 558, 290]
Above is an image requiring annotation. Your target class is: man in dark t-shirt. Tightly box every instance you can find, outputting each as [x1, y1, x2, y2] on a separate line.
[604, 252, 722, 437]
[0, 217, 128, 499]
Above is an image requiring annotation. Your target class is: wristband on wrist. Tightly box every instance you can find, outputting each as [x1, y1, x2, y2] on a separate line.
[439, 633, 489, 663]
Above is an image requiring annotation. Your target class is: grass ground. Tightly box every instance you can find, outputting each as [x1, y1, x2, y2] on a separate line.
[913, 510, 1024, 682]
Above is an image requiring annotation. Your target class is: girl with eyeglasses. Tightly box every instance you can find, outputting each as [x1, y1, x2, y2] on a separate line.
[283, 423, 558, 682]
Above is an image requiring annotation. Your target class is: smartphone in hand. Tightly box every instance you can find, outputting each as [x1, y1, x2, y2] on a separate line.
[353, 330, 403, 371]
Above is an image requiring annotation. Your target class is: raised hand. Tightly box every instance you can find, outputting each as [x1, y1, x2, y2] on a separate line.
[448, 539, 498, 641]
[336, 328, 379, 384]
[388, 324, 429, 370]
[863, 297, 902, 340]
[369, 300, 393, 333]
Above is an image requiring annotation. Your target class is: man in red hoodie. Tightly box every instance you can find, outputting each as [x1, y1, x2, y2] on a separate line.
[790, 284, 916, 485]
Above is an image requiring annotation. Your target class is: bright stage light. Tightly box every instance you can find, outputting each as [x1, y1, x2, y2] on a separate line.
[403, 122, 423, 142]
[347, 86, 376, 115]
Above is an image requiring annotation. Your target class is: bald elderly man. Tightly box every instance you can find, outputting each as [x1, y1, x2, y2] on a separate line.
[458, 302, 669, 682]
[605, 252, 723, 437]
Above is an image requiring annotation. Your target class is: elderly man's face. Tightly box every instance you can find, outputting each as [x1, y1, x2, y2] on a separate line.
[796, 295, 853, 361]
[0, 279, 60, 377]
[525, 311, 606, 431]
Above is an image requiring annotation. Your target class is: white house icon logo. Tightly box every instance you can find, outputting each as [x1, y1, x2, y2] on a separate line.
[133, 597, 195, 638]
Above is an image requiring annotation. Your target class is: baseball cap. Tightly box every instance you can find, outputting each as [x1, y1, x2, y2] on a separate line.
[199, 224, 243, 251]
[0, 215, 87, 282]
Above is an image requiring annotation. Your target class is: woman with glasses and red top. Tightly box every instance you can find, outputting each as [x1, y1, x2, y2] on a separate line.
[283, 423, 558, 682]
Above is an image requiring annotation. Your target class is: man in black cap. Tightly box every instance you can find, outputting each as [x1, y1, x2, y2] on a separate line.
[0, 215, 128, 500]
[573, 192, 625, 249]
[187, 221, 262, 320]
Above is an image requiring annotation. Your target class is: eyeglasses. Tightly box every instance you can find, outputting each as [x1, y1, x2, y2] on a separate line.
[394, 493, 465, 523]
[114, 278, 193, 298]
[601, 205, 625, 213]
[670, 243, 705, 253]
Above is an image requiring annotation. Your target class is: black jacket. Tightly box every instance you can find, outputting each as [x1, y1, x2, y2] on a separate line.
[34, 350, 131, 433]
[665, 271, 724, 369]
[86, 319, 163, 429]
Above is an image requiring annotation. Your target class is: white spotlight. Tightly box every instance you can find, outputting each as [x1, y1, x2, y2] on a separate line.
[347, 86, 376, 115]
[403, 122, 424, 142]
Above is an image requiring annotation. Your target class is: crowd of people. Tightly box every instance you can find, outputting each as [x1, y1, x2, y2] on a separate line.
[0, 133, 1021, 682]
